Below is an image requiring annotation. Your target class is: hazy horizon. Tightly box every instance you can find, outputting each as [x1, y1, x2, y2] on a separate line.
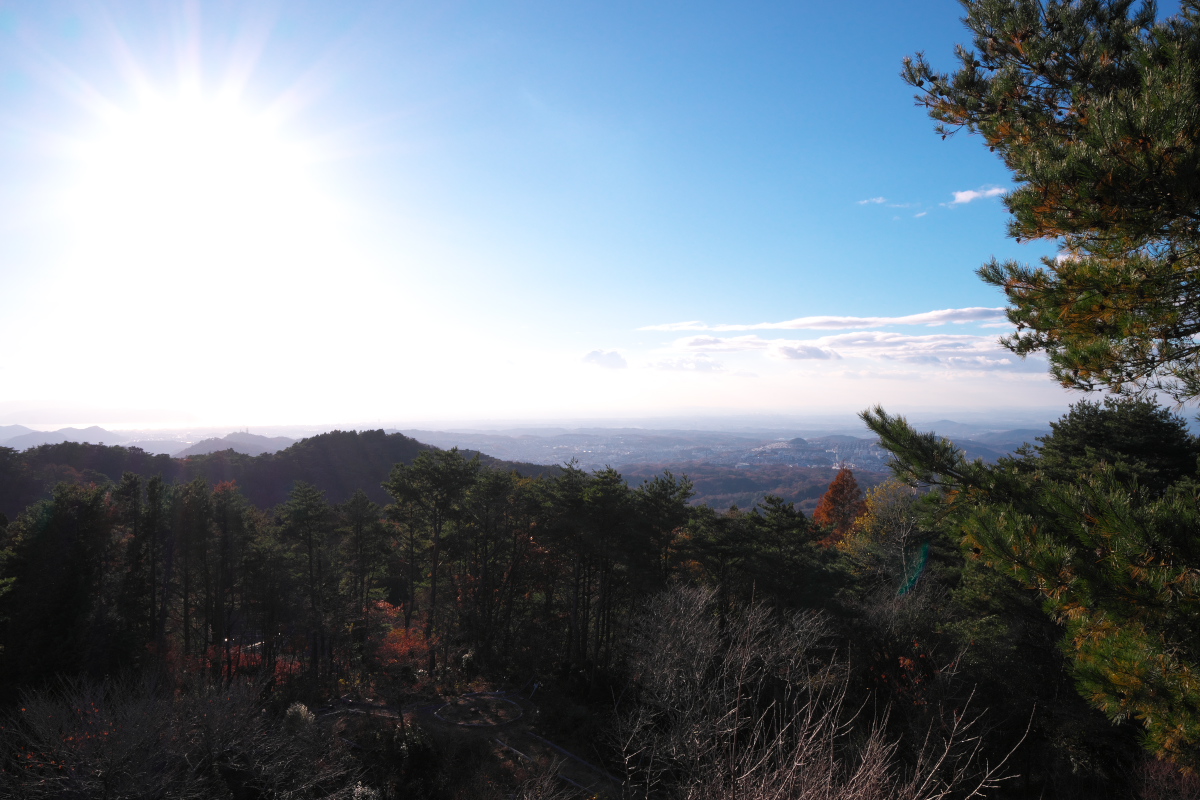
[0, 404, 1077, 435]
[1, 405, 1073, 438]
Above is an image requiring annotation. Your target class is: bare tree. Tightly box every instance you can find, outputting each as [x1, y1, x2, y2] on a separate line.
[0, 676, 359, 799]
[614, 585, 1018, 800]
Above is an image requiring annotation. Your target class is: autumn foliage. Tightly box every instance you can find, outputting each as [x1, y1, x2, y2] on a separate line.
[812, 467, 866, 545]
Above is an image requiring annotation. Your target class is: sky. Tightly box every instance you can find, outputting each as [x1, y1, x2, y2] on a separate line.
[0, 0, 1099, 429]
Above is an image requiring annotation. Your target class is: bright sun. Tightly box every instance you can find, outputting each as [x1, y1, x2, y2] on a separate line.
[63, 90, 338, 292]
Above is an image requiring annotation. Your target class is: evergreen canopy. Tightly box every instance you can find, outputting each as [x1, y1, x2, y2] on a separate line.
[864, 403, 1200, 766]
[1034, 396, 1198, 491]
[873, 0, 1200, 767]
[904, 0, 1200, 400]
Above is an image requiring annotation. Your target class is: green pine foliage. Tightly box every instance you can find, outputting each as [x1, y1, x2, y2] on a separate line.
[1033, 397, 1199, 491]
[0, 483, 117, 686]
[865, 403, 1200, 766]
[905, 0, 1200, 400]
[888, 0, 1200, 769]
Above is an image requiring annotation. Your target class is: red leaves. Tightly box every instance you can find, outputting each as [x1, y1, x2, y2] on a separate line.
[813, 468, 867, 546]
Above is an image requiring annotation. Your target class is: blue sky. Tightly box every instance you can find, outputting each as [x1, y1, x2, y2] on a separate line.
[0, 0, 1089, 427]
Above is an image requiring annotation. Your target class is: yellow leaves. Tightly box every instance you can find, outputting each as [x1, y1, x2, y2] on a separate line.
[838, 478, 918, 562]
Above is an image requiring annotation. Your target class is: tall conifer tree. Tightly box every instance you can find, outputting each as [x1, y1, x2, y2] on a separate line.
[877, 0, 1200, 766]
[905, 0, 1200, 399]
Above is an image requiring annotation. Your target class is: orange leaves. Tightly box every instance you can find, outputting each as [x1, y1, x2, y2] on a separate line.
[813, 468, 867, 546]
[376, 627, 431, 670]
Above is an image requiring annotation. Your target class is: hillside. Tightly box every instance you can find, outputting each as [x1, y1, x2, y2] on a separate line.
[175, 431, 297, 457]
[0, 424, 34, 443]
[0, 429, 557, 519]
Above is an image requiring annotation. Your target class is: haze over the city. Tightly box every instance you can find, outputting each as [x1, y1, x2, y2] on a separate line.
[0, 0, 1090, 429]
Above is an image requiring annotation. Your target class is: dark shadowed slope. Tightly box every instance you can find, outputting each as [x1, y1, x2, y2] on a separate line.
[0, 430, 558, 518]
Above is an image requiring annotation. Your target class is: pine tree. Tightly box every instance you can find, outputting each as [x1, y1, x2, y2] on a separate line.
[1034, 397, 1198, 491]
[383, 448, 480, 673]
[284, 482, 335, 680]
[905, 0, 1200, 400]
[865, 404, 1200, 767]
[890, 2, 1200, 764]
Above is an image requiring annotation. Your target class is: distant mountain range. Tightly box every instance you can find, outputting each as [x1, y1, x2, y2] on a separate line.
[1, 426, 127, 450]
[0, 428, 296, 458]
[0, 425, 35, 442]
[175, 432, 296, 457]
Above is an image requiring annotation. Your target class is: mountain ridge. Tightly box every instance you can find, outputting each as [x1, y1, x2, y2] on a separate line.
[176, 431, 297, 457]
[0, 429, 558, 520]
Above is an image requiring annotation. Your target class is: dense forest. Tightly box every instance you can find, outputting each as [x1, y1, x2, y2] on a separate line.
[1, 398, 1199, 797]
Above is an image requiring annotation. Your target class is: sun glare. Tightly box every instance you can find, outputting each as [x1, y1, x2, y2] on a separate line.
[62, 92, 321, 257]
[44, 80, 379, 390]
[28, 81, 391, 409]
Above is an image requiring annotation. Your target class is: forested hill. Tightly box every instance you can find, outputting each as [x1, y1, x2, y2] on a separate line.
[0, 429, 558, 518]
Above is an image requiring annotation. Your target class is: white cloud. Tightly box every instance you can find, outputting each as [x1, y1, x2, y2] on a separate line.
[942, 355, 1014, 368]
[650, 355, 726, 372]
[948, 186, 1006, 205]
[771, 344, 840, 360]
[641, 306, 1006, 332]
[821, 330, 995, 358]
[670, 329, 1035, 372]
[914, 211, 928, 218]
[837, 368, 923, 381]
[674, 335, 768, 352]
[583, 349, 628, 369]
[857, 196, 887, 204]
